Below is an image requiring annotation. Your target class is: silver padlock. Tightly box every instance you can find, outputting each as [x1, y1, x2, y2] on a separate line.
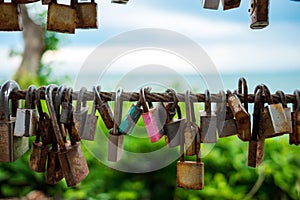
[14, 86, 38, 137]
[200, 90, 217, 143]
[73, 87, 88, 137]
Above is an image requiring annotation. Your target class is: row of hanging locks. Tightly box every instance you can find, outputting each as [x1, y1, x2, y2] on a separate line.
[0, 0, 272, 33]
[0, 78, 299, 189]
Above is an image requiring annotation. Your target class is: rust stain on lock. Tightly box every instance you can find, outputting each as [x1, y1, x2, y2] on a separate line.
[248, 140, 264, 167]
[176, 161, 204, 190]
[29, 142, 48, 172]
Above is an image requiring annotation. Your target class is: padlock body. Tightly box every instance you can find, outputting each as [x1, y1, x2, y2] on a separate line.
[81, 114, 98, 140]
[60, 102, 72, 124]
[237, 128, 251, 141]
[108, 134, 124, 162]
[97, 102, 114, 129]
[47, 3, 77, 33]
[203, 0, 220, 9]
[0, 120, 29, 162]
[75, 2, 98, 29]
[119, 104, 142, 135]
[248, 139, 264, 167]
[73, 107, 88, 138]
[184, 123, 197, 156]
[14, 108, 38, 137]
[222, 0, 240, 10]
[0, 3, 22, 31]
[142, 106, 166, 143]
[283, 107, 292, 133]
[200, 112, 217, 143]
[164, 119, 186, 148]
[46, 148, 64, 185]
[261, 104, 291, 138]
[58, 142, 89, 187]
[29, 142, 48, 172]
[290, 111, 300, 145]
[176, 161, 204, 190]
[218, 118, 237, 138]
[250, 0, 269, 29]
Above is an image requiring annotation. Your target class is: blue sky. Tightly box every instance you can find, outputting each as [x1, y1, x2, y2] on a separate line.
[0, 0, 299, 79]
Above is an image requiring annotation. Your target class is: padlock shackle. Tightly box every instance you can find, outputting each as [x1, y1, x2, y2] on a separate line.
[204, 89, 211, 114]
[25, 85, 37, 109]
[140, 88, 149, 113]
[112, 88, 123, 135]
[275, 90, 288, 108]
[36, 86, 46, 119]
[45, 85, 66, 149]
[55, 85, 66, 120]
[238, 77, 249, 112]
[259, 84, 273, 105]
[166, 89, 179, 113]
[252, 88, 263, 141]
[76, 87, 87, 112]
[0, 80, 20, 121]
[90, 89, 97, 116]
[185, 90, 192, 125]
[293, 90, 300, 112]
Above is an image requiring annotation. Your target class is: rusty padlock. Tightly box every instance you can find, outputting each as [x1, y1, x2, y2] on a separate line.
[234, 78, 252, 141]
[73, 87, 88, 137]
[14, 86, 38, 137]
[200, 90, 217, 143]
[177, 126, 204, 190]
[248, 87, 265, 168]
[0, 80, 29, 162]
[227, 90, 251, 139]
[276, 90, 292, 133]
[108, 88, 124, 162]
[119, 90, 143, 135]
[217, 90, 237, 138]
[0, 0, 22, 31]
[75, 0, 98, 29]
[203, 0, 220, 9]
[81, 88, 98, 140]
[29, 88, 49, 172]
[221, 0, 240, 10]
[184, 90, 198, 155]
[46, 85, 89, 187]
[47, 0, 77, 33]
[60, 87, 73, 124]
[164, 89, 186, 148]
[290, 90, 300, 145]
[55, 86, 69, 142]
[95, 86, 114, 129]
[249, 0, 269, 29]
[111, 0, 129, 4]
[260, 85, 290, 138]
[141, 88, 167, 143]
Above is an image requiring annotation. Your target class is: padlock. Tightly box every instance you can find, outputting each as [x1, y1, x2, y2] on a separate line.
[235, 78, 252, 141]
[55, 86, 69, 142]
[217, 90, 237, 138]
[111, 0, 129, 4]
[81, 89, 98, 140]
[73, 87, 88, 137]
[177, 127, 204, 190]
[14, 85, 38, 137]
[29, 88, 49, 172]
[203, 0, 220, 10]
[276, 90, 292, 133]
[184, 90, 199, 155]
[140, 88, 167, 143]
[46, 140, 64, 185]
[95, 86, 114, 129]
[248, 87, 265, 168]
[249, 0, 269, 29]
[14, 0, 39, 4]
[75, 0, 98, 29]
[119, 90, 142, 135]
[200, 90, 217, 143]
[108, 88, 124, 162]
[290, 90, 300, 145]
[164, 89, 186, 148]
[260, 85, 290, 138]
[221, 0, 240, 10]
[47, 0, 77, 33]
[60, 87, 73, 124]
[227, 90, 250, 139]
[0, 80, 29, 162]
[46, 85, 89, 187]
[0, 0, 22, 31]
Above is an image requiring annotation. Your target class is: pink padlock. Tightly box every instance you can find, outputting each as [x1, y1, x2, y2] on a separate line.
[140, 88, 167, 143]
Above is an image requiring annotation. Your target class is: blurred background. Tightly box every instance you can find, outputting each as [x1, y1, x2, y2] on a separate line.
[0, 0, 300, 199]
